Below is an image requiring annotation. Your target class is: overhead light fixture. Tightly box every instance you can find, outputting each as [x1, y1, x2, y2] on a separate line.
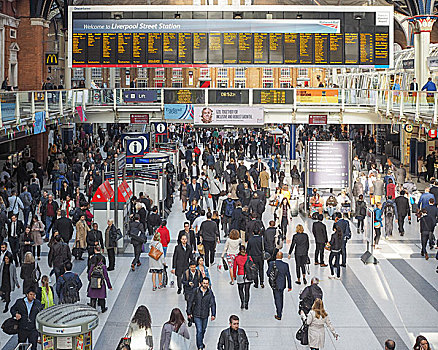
[233, 12, 243, 19]
[354, 13, 364, 20]
[296, 13, 303, 19]
[266, 12, 273, 20]
[174, 13, 181, 19]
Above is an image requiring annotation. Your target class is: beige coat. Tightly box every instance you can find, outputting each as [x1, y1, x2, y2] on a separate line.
[306, 310, 336, 349]
[75, 220, 89, 248]
[259, 171, 270, 188]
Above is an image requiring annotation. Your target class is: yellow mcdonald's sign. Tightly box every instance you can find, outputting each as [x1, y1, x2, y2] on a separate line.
[45, 53, 58, 65]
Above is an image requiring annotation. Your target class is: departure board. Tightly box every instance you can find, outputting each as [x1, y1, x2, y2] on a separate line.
[72, 33, 87, 64]
[208, 33, 223, 64]
[163, 33, 178, 64]
[360, 33, 373, 64]
[223, 33, 238, 64]
[193, 33, 207, 64]
[164, 89, 205, 104]
[238, 33, 253, 64]
[329, 34, 343, 65]
[253, 89, 294, 104]
[209, 90, 250, 104]
[269, 33, 283, 64]
[344, 33, 359, 64]
[72, 23, 391, 67]
[299, 33, 314, 64]
[254, 33, 269, 64]
[284, 33, 299, 64]
[87, 33, 102, 64]
[178, 33, 192, 64]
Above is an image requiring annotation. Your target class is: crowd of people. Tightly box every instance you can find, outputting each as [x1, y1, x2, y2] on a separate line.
[0, 123, 434, 350]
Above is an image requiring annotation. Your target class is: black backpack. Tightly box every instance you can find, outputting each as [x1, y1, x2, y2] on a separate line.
[268, 262, 279, 289]
[244, 256, 258, 281]
[384, 203, 395, 216]
[90, 264, 104, 289]
[202, 178, 209, 191]
[60, 274, 80, 304]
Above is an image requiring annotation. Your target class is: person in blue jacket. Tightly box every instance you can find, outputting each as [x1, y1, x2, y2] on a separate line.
[373, 202, 383, 247]
[422, 77, 437, 106]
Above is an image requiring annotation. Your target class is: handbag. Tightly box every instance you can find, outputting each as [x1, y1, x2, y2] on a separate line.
[149, 243, 163, 261]
[197, 243, 205, 255]
[305, 256, 311, 275]
[295, 321, 309, 345]
[261, 236, 271, 261]
[1, 317, 19, 335]
[169, 330, 190, 350]
[222, 257, 229, 271]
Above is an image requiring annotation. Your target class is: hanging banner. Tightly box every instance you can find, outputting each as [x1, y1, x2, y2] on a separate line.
[297, 89, 338, 104]
[34, 111, 46, 135]
[164, 104, 194, 121]
[193, 106, 264, 125]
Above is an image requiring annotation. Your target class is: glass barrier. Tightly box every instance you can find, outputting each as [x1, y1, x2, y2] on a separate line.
[0, 92, 16, 122]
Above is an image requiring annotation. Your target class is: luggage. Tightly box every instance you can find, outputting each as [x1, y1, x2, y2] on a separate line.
[1, 317, 19, 335]
[72, 242, 84, 260]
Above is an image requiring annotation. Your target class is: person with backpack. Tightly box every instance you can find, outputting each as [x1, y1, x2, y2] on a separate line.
[382, 195, 398, 239]
[200, 173, 212, 211]
[19, 186, 32, 225]
[221, 194, 235, 238]
[245, 212, 265, 243]
[182, 261, 202, 319]
[298, 277, 323, 316]
[56, 261, 82, 304]
[87, 254, 112, 313]
[233, 246, 254, 310]
[266, 251, 292, 320]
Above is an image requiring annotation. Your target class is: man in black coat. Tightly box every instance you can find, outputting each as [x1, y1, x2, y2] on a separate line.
[187, 177, 202, 203]
[178, 221, 196, 249]
[86, 222, 104, 256]
[8, 214, 24, 266]
[245, 213, 265, 242]
[248, 193, 264, 220]
[266, 252, 292, 320]
[299, 277, 323, 315]
[199, 212, 220, 267]
[172, 234, 194, 294]
[10, 288, 44, 350]
[52, 210, 74, 244]
[247, 228, 265, 288]
[128, 215, 145, 271]
[264, 220, 280, 263]
[48, 234, 72, 280]
[312, 214, 328, 266]
[333, 213, 351, 267]
[424, 198, 438, 248]
[217, 315, 249, 350]
[147, 206, 161, 236]
[395, 190, 411, 236]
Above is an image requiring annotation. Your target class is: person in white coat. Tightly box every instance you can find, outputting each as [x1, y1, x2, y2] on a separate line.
[305, 298, 338, 349]
[127, 305, 153, 350]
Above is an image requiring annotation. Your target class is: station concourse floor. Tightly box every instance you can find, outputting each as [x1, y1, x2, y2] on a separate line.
[1, 194, 438, 349]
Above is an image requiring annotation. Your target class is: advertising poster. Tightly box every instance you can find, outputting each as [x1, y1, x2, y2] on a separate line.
[34, 111, 46, 135]
[297, 89, 338, 104]
[0, 102, 15, 122]
[193, 106, 264, 125]
[164, 104, 194, 121]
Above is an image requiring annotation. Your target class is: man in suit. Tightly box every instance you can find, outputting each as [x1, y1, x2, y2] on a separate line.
[187, 177, 202, 204]
[8, 214, 24, 266]
[10, 288, 44, 350]
[333, 213, 351, 267]
[247, 228, 265, 288]
[395, 190, 411, 236]
[266, 251, 292, 320]
[312, 214, 328, 266]
[52, 210, 74, 244]
[172, 234, 194, 295]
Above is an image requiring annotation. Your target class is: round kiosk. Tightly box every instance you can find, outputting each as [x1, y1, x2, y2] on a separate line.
[36, 304, 99, 350]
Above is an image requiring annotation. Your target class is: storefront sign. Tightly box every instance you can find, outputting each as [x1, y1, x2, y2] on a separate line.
[297, 89, 338, 104]
[428, 129, 437, 138]
[404, 124, 413, 133]
[164, 104, 194, 121]
[193, 106, 264, 125]
[130, 114, 149, 124]
[309, 114, 328, 125]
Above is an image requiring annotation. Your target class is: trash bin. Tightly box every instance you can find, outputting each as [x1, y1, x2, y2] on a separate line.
[36, 304, 98, 350]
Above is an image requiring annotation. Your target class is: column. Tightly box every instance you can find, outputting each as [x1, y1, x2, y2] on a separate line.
[109, 68, 116, 89]
[64, 36, 71, 89]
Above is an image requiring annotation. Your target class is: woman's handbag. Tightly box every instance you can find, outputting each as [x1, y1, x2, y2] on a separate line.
[295, 321, 309, 345]
[222, 257, 229, 271]
[197, 243, 205, 255]
[169, 330, 190, 350]
[148, 244, 163, 261]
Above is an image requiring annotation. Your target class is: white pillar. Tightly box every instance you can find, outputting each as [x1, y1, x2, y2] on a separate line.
[64, 37, 71, 89]
[109, 68, 116, 89]
[413, 17, 437, 87]
[85, 68, 92, 89]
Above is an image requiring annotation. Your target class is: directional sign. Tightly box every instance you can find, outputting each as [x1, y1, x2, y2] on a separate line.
[126, 138, 145, 157]
[152, 122, 168, 136]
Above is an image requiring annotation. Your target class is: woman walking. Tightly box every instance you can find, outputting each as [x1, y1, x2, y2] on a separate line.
[278, 197, 291, 237]
[373, 202, 383, 248]
[87, 254, 112, 313]
[160, 308, 190, 350]
[304, 298, 338, 349]
[233, 245, 252, 310]
[37, 275, 55, 309]
[105, 219, 117, 271]
[0, 252, 19, 312]
[180, 179, 188, 212]
[196, 256, 210, 283]
[288, 224, 310, 285]
[328, 226, 342, 280]
[127, 305, 153, 350]
[221, 229, 241, 285]
[19, 226, 34, 263]
[75, 214, 89, 259]
[30, 215, 44, 260]
[149, 232, 165, 291]
[20, 252, 39, 294]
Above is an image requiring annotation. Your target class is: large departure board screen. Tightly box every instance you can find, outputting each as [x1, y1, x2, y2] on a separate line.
[70, 9, 393, 68]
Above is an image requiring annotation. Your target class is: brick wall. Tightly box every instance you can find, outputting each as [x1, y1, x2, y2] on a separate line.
[16, 132, 48, 166]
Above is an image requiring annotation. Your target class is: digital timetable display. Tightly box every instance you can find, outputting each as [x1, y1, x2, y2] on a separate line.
[70, 13, 392, 68]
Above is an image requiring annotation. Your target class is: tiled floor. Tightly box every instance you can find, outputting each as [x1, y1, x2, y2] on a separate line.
[1, 185, 438, 349]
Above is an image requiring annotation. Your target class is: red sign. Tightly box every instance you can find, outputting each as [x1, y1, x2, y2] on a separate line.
[111, 180, 133, 203]
[429, 129, 437, 138]
[309, 114, 328, 125]
[130, 114, 149, 124]
[91, 180, 114, 203]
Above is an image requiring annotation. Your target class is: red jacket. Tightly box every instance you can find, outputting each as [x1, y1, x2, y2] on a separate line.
[387, 183, 396, 199]
[233, 254, 252, 278]
[157, 226, 170, 247]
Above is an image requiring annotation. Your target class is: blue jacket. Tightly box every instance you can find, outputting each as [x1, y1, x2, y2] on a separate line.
[418, 193, 434, 209]
[334, 219, 351, 240]
[267, 259, 291, 290]
[374, 208, 383, 223]
[422, 81, 437, 91]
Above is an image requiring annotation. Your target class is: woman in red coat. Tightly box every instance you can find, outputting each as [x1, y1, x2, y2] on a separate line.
[157, 220, 171, 257]
[233, 245, 253, 310]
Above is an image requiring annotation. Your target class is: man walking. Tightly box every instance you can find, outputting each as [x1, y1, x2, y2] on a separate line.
[247, 228, 265, 288]
[419, 209, 434, 260]
[199, 212, 220, 267]
[266, 251, 292, 320]
[172, 235, 194, 294]
[333, 213, 351, 267]
[217, 315, 249, 350]
[395, 190, 410, 236]
[187, 277, 217, 350]
[221, 194, 235, 237]
[382, 196, 398, 239]
[312, 214, 328, 267]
